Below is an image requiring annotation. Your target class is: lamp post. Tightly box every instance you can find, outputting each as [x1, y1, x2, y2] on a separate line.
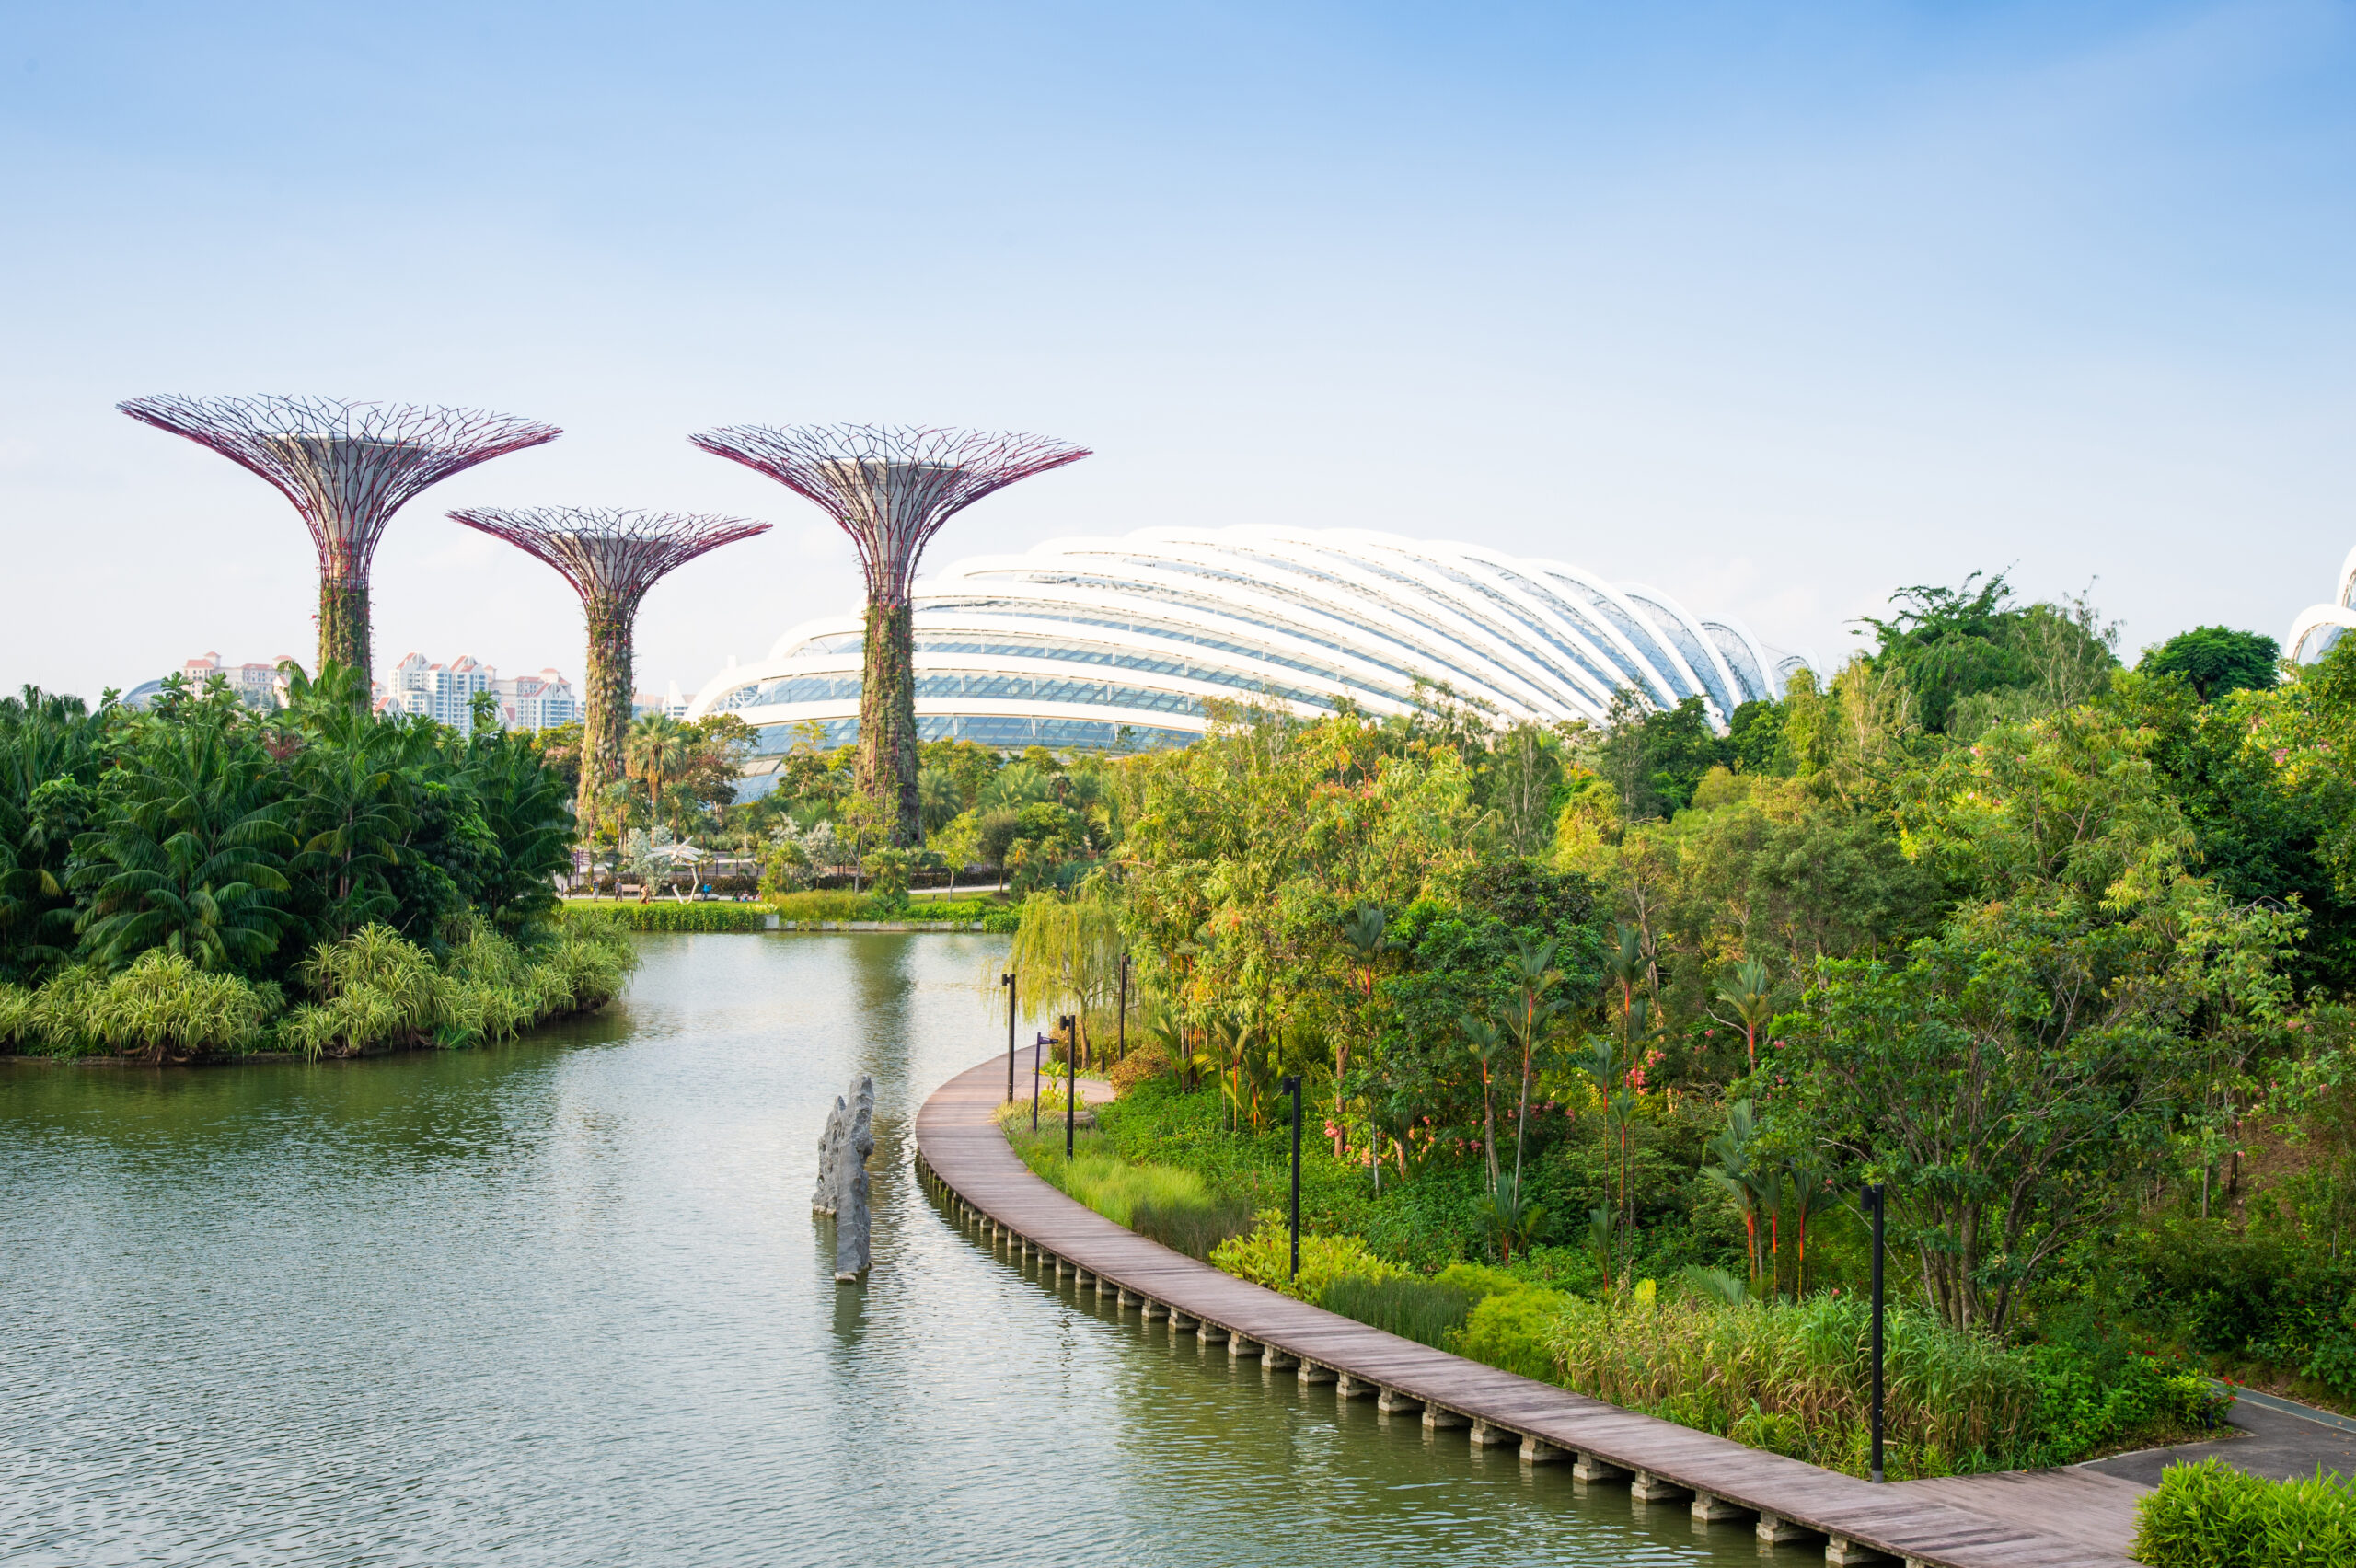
[1063, 1014, 1078, 1159]
[1003, 965, 1022, 1097]
[1032, 1030, 1045, 1133]
[1866, 1182, 1887, 1483]
[1282, 1073, 1303, 1282]
[1117, 953, 1130, 1063]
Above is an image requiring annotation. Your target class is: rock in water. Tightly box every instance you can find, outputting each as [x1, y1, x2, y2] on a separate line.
[812, 1092, 849, 1216]
[833, 1076, 875, 1281]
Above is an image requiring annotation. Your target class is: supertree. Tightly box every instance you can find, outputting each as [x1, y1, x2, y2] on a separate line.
[688, 423, 1089, 846]
[446, 506, 770, 840]
[118, 395, 560, 695]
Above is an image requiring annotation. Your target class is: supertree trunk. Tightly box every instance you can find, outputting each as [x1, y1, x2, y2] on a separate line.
[857, 600, 922, 846]
[445, 507, 771, 849]
[318, 573, 373, 690]
[580, 601, 637, 841]
[687, 424, 1090, 849]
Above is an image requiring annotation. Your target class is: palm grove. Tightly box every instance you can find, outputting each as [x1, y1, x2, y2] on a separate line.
[0, 664, 630, 1059]
[994, 576, 2356, 1477]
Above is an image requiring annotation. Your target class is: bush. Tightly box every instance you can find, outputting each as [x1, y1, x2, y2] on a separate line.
[0, 953, 279, 1060]
[1456, 1281, 1576, 1380]
[1321, 1274, 1481, 1348]
[575, 902, 778, 932]
[1107, 1048, 1168, 1096]
[768, 891, 865, 921]
[2133, 1458, 2356, 1567]
[1211, 1213, 1403, 1302]
[283, 922, 635, 1059]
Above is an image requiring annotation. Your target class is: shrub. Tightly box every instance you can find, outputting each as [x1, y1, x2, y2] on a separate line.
[1107, 1048, 1168, 1096]
[283, 921, 635, 1059]
[1321, 1274, 1481, 1348]
[1211, 1213, 1403, 1302]
[575, 902, 778, 933]
[768, 891, 865, 921]
[2133, 1458, 2356, 1567]
[1455, 1282, 1576, 1380]
[0, 955, 278, 1060]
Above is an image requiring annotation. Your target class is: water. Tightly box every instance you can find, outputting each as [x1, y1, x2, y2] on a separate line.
[1, 934, 1759, 1567]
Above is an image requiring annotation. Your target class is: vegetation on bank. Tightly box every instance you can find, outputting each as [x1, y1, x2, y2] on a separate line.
[572, 894, 1016, 932]
[2133, 1458, 2356, 1567]
[0, 665, 632, 1061]
[983, 581, 2356, 1473]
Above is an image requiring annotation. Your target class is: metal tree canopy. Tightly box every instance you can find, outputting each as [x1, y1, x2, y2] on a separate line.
[687, 423, 1089, 847]
[687, 424, 1090, 606]
[119, 394, 560, 689]
[448, 507, 770, 843]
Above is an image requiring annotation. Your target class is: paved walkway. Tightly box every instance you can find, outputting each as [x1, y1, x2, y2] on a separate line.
[916, 1046, 2143, 1568]
[2085, 1388, 2356, 1487]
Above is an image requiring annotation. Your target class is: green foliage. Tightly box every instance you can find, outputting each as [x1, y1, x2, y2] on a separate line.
[2140, 626, 2281, 704]
[2132, 1458, 2356, 1568]
[1453, 1279, 1574, 1379]
[580, 901, 782, 932]
[281, 920, 630, 1058]
[1006, 1122, 1252, 1259]
[1319, 1274, 1481, 1348]
[0, 950, 279, 1060]
[1546, 1290, 2213, 1477]
[1210, 1212, 1403, 1301]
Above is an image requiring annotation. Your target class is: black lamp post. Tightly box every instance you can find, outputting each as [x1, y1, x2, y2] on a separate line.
[1116, 953, 1130, 1063]
[1001, 971, 1016, 1104]
[1032, 1029, 1045, 1133]
[1282, 1073, 1302, 1281]
[1063, 1014, 1078, 1159]
[1866, 1182, 1887, 1482]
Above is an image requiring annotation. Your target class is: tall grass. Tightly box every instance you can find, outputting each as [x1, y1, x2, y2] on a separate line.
[1005, 1122, 1252, 1258]
[0, 951, 281, 1061]
[1322, 1275, 1480, 1348]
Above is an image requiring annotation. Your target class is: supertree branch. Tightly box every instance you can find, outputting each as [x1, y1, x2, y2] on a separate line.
[687, 423, 1089, 849]
[120, 394, 560, 689]
[447, 507, 770, 843]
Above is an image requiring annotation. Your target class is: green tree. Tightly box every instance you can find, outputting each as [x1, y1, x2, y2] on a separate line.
[2139, 626, 2280, 704]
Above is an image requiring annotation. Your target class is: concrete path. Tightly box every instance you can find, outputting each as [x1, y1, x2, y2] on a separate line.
[2085, 1389, 2356, 1486]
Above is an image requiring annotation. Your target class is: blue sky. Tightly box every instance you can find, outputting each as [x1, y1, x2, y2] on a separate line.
[3, 1, 2351, 703]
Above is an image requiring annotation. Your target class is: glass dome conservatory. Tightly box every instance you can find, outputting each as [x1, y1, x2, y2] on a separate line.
[687, 527, 1815, 780]
[2288, 544, 2356, 665]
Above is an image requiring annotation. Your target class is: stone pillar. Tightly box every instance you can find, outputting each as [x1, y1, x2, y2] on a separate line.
[1573, 1452, 1630, 1484]
[1468, 1420, 1516, 1447]
[1631, 1470, 1690, 1503]
[1519, 1436, 1567, 1464]
[1691, 1492, 1751, 1524]
[1376, 1387, 1423, 1414]
[1422, 1404, 1469, 1431]
[1298, 1361, 1336, 1386]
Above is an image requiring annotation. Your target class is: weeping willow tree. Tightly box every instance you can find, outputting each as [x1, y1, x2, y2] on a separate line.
[988, 890, 1126, 1067]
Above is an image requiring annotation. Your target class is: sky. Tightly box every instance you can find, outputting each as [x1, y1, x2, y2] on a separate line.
[2, 0, 2351, 705]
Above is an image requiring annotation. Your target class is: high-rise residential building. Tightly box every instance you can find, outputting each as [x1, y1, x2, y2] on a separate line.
[381, 652, 494, 731]
[380, 654, 583, 734]
[494, 669, 583, 732]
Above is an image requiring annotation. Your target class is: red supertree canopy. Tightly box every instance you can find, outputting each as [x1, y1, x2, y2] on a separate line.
[687, 423, 1089, 605]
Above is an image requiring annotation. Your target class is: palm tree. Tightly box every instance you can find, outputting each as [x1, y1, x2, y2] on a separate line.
[626, 715, 697, 832]
[1503, 934, 1564, 1193]
[74, 724, 294, 973]
[1714, 956, 1773, 1072]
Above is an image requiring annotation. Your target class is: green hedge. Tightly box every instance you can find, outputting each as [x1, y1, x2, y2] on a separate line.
[2134, 1458, 2356, 1567]
[568, 895, 1011, 932]
[566, 902, 781, 932]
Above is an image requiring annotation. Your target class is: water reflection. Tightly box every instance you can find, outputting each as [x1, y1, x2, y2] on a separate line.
[2, 934, 1761, 1567]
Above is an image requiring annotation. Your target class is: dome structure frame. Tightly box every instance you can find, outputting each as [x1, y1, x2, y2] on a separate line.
[687, 526, 1814, 772]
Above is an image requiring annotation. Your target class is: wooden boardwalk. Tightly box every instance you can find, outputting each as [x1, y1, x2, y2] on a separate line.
[915, 1047, 2142, 1568]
